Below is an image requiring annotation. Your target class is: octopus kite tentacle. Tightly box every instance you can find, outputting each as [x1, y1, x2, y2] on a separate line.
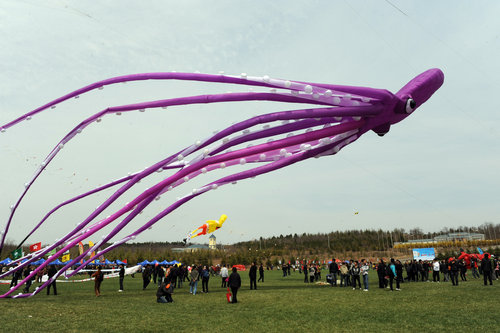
[1, 74, 384, 252]
[0, 69, 443, 298]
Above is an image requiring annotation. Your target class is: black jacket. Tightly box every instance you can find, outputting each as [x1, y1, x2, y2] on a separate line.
[47, 266, 57, 278]
[156, 282, 173, 297]
[481, 258, 492, 272]
[249, 265, 257, 279]
[228, 272, 241, 288]
[377, 263, 386, 277]
[395, 263, 403, 277]
[329, 262, 339, 273]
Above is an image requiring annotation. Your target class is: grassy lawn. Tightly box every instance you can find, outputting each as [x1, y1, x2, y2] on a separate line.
[0, 269, 497, 332]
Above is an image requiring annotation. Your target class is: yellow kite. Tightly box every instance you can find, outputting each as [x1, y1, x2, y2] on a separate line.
[184, 214, 227, 243]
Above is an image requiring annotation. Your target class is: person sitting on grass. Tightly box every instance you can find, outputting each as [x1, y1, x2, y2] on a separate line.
[156, 281, 173, 303]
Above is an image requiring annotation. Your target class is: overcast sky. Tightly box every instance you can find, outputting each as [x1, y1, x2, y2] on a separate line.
[1, 1, 499, 246]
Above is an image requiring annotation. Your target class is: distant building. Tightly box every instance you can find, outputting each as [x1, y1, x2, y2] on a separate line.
[171, 244, 209, 253]
[398, 232, 485, 245]
[399, 239, 435, 245]
[209, 234, 216, 250]
[433, 232, 485, 242]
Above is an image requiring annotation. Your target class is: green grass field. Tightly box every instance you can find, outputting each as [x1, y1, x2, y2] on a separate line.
[0, 270, 497, 332]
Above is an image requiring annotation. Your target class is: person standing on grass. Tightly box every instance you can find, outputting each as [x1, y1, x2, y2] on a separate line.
[303, 263, 309, 283]
[395, 260, 403, 291]
[440, 260, 450, 282]
[92, 266, 104, 297]
[410, 260, 418, 282]
[387, 259, 396, 291]
[416, 260, 423, 282]
[339, 262, 349, 287]
[220, 264, 229, 287]
[176, 265, 183, 288]
[189, 264, 199, 295]
[46, 265, 58, 295]
[249, 262, 257, 290]
[481, 254, 493, 286]
[10, 264, 23, 288]
[315, 264, 321, 281]
[201, 265, 210, 293]
[422, 260, 429, 281]
[377, 259, 386, 289]
[329, 259, 339, 287]
[449, 258, 459, 286]
[351, 261, 361, 290]
[171, 265, 179, 288]
[22, 265, 34, 293]
[118, 264, 125, 292]
[459, 259, 467, 281]
[258, 263, 264, 283]
[432, 259, 440, 282]
[228, 267, 241, 303]
[156, 264, 164, 287]
[470, 258, 480, 279]
[309, 264, 316, 283]
[360, 259, 369, 291]
[36, 267, 45, 284]
[142, 264, 152, 290]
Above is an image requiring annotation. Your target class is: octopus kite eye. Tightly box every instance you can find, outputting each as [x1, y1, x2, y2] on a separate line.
[405, 98, 416, 113]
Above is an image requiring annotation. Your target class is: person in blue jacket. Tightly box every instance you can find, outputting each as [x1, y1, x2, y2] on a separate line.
[387, 259, 397, 291]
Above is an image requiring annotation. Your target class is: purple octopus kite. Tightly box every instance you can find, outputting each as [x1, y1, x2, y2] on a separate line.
[0, 68, 444, 298]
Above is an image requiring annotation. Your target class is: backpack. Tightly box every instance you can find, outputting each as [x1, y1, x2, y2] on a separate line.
[386, 265, 394, 278]
[98, 271, 104, 282]
[203, 270, 209, 278]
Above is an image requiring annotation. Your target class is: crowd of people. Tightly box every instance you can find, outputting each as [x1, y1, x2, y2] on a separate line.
[324, 253, 498, 291]
[2, 253, 497, 302]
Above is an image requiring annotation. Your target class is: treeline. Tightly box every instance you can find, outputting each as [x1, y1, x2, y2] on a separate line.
[233, 229, 406, 254]
[232, 223, 500, 254]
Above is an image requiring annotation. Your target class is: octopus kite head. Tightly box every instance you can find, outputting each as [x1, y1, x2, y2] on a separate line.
[371, 68, 444, 136]
[395, 68, 444, 114]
